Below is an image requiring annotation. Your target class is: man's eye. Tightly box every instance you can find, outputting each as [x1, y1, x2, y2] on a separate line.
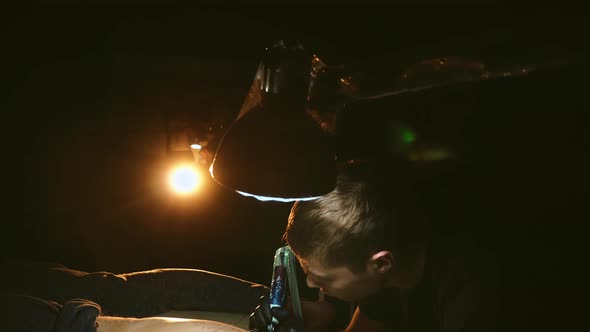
[316, 276, 332, 283]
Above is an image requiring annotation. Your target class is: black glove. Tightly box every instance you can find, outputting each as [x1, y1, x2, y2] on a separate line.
[249, 295, 304, 332]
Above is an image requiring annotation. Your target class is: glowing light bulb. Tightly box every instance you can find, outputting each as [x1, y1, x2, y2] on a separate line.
[169, 165, 201, 195]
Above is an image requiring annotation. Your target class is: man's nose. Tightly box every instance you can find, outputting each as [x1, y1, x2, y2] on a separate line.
[306, 275, 320, 288]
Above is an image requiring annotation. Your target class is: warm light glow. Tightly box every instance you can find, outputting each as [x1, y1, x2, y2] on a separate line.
[236, 190, 320, 202]
[190, 144, 202, 150]
[169, 165, 201, 194]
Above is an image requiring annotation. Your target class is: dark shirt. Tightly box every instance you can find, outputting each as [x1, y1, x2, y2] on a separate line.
[359, 233, 500, 332]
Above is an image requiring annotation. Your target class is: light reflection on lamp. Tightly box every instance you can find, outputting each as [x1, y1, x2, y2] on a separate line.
[236, 191, 320, 202]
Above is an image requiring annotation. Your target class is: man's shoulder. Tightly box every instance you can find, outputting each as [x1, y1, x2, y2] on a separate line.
[429, 231, 500, 287]
[428, 232, 502, 331]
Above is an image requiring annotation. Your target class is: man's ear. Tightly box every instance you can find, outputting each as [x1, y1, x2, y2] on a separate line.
[369, 251, 394, 274]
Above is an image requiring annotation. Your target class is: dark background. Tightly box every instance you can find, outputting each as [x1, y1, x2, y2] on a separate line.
[6, 4, 587, 326]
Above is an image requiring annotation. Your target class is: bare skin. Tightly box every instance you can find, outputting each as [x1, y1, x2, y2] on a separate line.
[96, 316, 247, 332]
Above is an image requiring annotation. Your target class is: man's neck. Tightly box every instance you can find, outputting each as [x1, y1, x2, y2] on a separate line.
[385, 245, 427, 289]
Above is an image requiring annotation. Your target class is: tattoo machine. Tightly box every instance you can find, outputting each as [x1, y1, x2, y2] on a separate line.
[268, 245, 303, 332]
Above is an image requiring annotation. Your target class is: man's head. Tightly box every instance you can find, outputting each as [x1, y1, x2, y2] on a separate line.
[284, 171, 430, 301]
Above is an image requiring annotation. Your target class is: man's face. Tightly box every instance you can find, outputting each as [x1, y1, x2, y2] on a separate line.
[298, 256, 386, 302]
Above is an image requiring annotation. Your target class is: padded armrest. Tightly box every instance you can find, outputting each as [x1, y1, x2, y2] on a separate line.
[5, 260, 268, 317]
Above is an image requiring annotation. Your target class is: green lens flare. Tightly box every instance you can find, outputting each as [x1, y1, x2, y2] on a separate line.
[401, 129, 416, 144]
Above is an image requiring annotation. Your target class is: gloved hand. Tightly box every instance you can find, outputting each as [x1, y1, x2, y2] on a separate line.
[249, 295, 304, 332]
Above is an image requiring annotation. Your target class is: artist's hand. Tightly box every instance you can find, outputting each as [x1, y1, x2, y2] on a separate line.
[249, 295, 303, 332]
